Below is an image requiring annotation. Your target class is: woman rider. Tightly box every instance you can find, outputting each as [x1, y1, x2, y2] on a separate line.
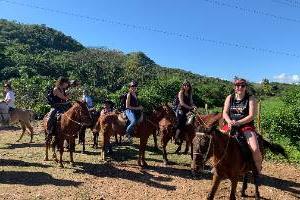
[174, 80, 196, 145]
[124, 81, 143, 142]
[47, 76, 70, 135]
[222, 78, 262, 174]
[3, 83, 16, 111]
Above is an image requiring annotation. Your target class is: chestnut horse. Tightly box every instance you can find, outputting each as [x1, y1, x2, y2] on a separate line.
[43, 101, 92, 167]
[191, 113, 287, 200]
[93, 105, 170, 167]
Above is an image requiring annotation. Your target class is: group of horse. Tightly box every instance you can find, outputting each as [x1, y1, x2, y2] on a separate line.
[2, 101, 287, 200]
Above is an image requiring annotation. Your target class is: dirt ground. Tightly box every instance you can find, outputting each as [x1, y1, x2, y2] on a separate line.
[0, 121, 299, 200]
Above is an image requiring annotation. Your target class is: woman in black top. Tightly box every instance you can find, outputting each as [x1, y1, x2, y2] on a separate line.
[223, 78, 262, 174]
[174, 80, 196, 144]
[47, 77, 70, 135]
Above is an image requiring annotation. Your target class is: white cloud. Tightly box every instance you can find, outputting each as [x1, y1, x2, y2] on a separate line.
[273, 73, 300, 84]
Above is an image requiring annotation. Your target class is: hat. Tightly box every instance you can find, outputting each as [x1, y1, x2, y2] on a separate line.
[129, 80, 138, 87]
[182, 80, 191, 86]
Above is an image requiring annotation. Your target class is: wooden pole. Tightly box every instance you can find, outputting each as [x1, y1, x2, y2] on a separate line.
[205, 103, 208, 114]
[257, 100, 261, 134]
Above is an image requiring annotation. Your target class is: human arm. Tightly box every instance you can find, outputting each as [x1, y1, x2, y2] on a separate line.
[53, 87, 68, 101]
[222, 95, 236, 128]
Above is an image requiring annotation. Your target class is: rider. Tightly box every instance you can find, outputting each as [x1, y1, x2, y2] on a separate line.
[3, 83, 16, 111]
[82, 89, 94, 110]
[124, 81, 143, 142]
[47, 76, 70, 135]
[174, 80, 196, 145]
[100, 99, 114, 115]
[222, 78, 262, 175]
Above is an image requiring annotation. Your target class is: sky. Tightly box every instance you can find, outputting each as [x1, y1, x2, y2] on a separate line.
[0, 0, 300, 83]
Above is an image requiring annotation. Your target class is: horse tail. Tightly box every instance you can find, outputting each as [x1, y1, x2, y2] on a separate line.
[262, 137, 288, 158]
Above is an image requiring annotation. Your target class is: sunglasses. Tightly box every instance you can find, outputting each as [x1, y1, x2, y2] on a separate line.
[235, 84, 246, 88]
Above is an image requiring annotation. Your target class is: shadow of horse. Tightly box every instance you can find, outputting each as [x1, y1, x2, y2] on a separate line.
[260, 174, 300, 197]
[0, 171, 82, 186]
[74, 162, 176, 191]
[0, 158, 51, 168]
[0, 143, 44, 150]
[0, 125, 22, 131]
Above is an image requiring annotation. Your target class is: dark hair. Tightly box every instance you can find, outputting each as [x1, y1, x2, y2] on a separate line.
[180, 80, 192, 98]
[4, 83, 12, 90]
[55, 76, 69, 87]
[129, 80, 138, 88]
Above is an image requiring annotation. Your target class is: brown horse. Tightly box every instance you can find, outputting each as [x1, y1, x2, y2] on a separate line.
[158, 106, 215, 165]
[191, 113, 287, 200]
[0, 102, 34, 143]
[43, 101, 92, 167]
[94, 105, 171, 167]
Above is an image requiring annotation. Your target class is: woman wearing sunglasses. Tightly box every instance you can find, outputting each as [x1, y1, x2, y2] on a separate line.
[222, 78, 262, 175]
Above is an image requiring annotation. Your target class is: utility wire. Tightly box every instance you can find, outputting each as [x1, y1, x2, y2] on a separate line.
[272, 0, 300, 8]
[201, 0, 300, 23]
[1, 0, 300, 58]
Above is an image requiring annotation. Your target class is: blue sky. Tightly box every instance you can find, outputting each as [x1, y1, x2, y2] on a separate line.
[1, 0, 300, 83]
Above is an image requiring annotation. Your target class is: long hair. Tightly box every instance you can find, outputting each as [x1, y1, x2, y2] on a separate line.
[55, 77, 69, 88]
[180, 80, 193, 99]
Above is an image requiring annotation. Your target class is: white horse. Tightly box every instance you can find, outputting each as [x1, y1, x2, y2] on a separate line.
[0, 102, 34, 143]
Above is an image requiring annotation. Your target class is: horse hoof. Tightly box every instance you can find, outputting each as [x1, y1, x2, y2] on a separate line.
[59, 164, 64, 168]
[44, 158, 49, 161]
[163, 161, 169, 166]
[16, 140, 20, 142]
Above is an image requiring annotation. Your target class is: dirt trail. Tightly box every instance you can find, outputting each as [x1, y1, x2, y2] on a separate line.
[0, 121, 299, 200]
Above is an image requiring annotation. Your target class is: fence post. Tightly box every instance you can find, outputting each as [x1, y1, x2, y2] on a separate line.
[205, 103, 208, 114]
[257, 100, 261, 134]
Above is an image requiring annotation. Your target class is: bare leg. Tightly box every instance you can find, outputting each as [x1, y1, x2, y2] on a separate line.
[245, 131, 262, 174]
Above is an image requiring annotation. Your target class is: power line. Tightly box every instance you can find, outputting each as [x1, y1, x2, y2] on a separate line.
[272, 0, 300, 8]
[1, 0, 300, 58]
[201, 0, 300, 23]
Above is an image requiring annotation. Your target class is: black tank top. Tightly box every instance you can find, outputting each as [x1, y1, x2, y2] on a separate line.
[52, 88, 67, 104]
[179, 92, 192, 113]
[229, 93, 254, 125]
[128, 93, 138, 107]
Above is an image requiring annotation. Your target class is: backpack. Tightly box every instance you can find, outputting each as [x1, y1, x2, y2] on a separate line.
[119, 93, 128, 111]
[46, 88, 55, 106]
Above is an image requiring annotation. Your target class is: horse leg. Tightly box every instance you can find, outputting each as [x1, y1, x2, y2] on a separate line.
[100, 134, 109, 161]
[58, 137, 64, 168]
[93, 132, 99, 149]
[241, 173, 249, 197]
[229, 177, 238, 200]
[207, 174, 221, 200]
[114, 133, 119, 144]
[16, 121, 26, 142]
[69, 138, 75, 166]
[79, 128, 86, 153]
[52, 136, 58, 162]
[153, 130, 158, 150]
[44, 131, 50, 161]
[175, 143, 182, 154]
[138, 135, 149, 167]
[253, 172, 261, 200]
[162, 135, 171, 165]
[183, 140, 189, 154]
[25, 121, 34, 143]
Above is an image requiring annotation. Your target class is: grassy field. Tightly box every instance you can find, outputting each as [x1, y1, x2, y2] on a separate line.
[0, 121, 299, 200]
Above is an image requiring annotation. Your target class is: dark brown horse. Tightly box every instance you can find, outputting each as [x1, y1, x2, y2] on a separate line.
[78, 110, 100, 153]
[93, 105, 170, 167]
[43, 101, 92, 167]
[158, 106, 216, 165]
[191, 113, 287, 200]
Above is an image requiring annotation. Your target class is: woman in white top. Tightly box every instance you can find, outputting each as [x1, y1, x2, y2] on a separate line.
[4, 83, 16, 111]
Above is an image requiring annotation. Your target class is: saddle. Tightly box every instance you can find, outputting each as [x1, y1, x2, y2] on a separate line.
[231, 129, 252, 162]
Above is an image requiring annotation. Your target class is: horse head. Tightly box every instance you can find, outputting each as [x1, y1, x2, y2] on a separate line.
[74, 100, 93, 126]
